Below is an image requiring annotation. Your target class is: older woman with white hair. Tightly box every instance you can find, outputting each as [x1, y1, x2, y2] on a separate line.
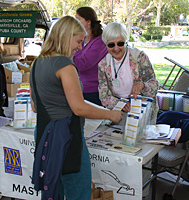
[98, 22, 159, 124]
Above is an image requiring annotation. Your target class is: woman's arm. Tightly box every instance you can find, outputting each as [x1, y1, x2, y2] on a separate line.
[137, 51, 159, 98]
[56, 64, 122, 123]
[30, 91, 36, 113]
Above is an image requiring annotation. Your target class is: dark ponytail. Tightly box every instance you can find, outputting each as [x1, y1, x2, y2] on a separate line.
[76, 7, 103, 37]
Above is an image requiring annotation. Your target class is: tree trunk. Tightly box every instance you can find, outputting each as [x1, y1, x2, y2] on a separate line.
[126, 16, 132, 40]
[62, 1, 66, 16]
[125, 0, 132, 41]
[155, 0, 163, 26]
[155, 6, 161, 26]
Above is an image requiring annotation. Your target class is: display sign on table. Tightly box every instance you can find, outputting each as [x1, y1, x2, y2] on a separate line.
[0, 127, 41, 199]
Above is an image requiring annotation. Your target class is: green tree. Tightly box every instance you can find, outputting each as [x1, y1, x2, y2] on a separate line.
[160, 0, 189, 25]
[41, 0, 92, 18]
[154, 0, 189, 26]
[112, 0, 154, 37]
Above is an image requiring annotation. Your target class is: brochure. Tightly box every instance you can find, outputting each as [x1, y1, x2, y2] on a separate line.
[109, 144, 142, 155]
[86, 132, 121, 150]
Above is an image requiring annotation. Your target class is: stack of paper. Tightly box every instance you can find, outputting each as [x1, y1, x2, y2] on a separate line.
[156, 124, 170, 136]
[142, 127, 181, 146]
[13, 87, 36, 129]
[123, 95, 153, 146]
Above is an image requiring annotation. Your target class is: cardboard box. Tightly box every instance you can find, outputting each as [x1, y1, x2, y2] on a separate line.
[17, 64, 31, 82]
[4, 67, 22, 83]
[19, 60, 33, 66]
[4, 60, 31, 83]
[25, 55, 37, 61]
[6, 83, 22, 97]
[22, 73, 30, 82]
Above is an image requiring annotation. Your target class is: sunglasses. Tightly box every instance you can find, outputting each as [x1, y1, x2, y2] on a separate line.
[107, 41, 125, 48]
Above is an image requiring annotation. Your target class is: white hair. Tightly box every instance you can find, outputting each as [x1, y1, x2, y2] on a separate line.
[102, 22, 128, 44]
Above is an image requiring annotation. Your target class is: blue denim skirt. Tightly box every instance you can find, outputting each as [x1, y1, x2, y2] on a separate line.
[59, 127, 91, 200]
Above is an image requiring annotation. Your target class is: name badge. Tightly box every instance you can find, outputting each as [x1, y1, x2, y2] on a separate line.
[112, 78, 120, 87]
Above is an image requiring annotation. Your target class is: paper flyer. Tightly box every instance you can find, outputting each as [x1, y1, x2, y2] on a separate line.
[86, 133, 121, 150]
[14, 100, 27, 128]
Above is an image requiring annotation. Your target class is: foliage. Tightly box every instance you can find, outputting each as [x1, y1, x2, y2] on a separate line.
[151, 35, 162, 41]
[139, 36, 147, 42]
[129, 35, 135, 42]
[160, 0, 189, 25]
[152, 35, 158, 40]
[2, 4, 38, 11]
[147, 26, 170, 36]
[157, 34, 162, 40]
[141, 34, 151, 41]
[153, 0, 169, 26]
[38, 0, 189, 38]
[40, 0, 154, 37]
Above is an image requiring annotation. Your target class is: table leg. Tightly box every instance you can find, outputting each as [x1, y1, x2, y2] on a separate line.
[151, 153, 158, 200]
[142, 153, 158, 200]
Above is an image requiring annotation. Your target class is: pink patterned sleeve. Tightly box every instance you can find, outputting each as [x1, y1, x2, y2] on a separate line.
[98, 58, 119, 109]
[138, 52, 159, 98]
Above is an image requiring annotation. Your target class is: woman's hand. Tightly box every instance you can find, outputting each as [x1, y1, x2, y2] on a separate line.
[109, 110, 123, 123]
[129, 81, 144, 99]
[122, 102, 131, 112]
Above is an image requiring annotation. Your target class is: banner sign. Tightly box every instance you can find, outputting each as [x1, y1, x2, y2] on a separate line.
[89, 147, 143, 200]
[0, 127, 41, 199]
[0, 11, 37, 38]
[0, 126, 143, 200]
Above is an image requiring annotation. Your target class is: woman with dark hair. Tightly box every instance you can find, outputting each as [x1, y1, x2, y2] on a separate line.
[73, 6, 108, 106]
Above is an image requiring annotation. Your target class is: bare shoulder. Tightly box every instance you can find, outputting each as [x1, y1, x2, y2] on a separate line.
[56, 64, 76, 78]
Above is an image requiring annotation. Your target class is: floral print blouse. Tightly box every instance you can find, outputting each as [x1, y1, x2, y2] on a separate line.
[98, 46, 159, 124]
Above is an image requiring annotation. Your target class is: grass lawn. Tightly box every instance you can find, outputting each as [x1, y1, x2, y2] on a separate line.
[153, 62, 189, 88]
[139, 44, 189, 87]
[153, 63, 178, 86]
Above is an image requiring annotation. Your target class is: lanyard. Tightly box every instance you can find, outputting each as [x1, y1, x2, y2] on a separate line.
[112, 47, 128, 79]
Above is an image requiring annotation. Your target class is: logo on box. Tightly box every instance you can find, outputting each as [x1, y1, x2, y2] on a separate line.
[3, 146, 22, 176]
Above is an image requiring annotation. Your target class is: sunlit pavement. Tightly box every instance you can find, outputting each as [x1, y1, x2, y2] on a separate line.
[139, 48, 189, 66]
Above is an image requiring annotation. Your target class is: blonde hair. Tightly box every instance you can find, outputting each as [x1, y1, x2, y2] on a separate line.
[40, 16, 86, 58]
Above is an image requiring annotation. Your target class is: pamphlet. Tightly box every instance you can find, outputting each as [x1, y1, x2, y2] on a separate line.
[130, 95, 142, 115]
[156, 124, 170, 136]
[109, 144, 142, 155]
[123, 112, 140, 146]
[14, 100, 27, 128]
[102, 126, 124, 139]
[86, 133, 121, 150]
[101, 98, 128, 126]
[84, 100, 107, 133]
